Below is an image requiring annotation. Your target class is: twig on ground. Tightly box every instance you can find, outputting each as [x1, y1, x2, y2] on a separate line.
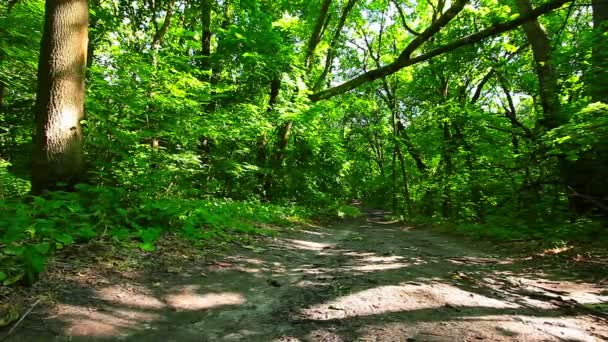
[0, 298, 41, 342]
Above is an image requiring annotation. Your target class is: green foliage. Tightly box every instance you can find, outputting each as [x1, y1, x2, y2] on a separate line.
[0, 160, 30, 198]
[545, 103, 608, 161]
[0, 185, 310, 286]
[449, 217, 607, 245]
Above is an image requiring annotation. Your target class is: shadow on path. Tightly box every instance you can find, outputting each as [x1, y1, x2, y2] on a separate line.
[5, 210, 608, 341]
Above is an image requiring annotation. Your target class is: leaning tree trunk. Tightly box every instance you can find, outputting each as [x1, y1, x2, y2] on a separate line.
[32, 0, 89, 194]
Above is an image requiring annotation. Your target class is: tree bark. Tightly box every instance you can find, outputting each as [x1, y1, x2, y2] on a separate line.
[314, 0, 357, 90]
[516, 0, 564, 129]
[305, 0, 333, 69]
[32, 0, 89, 194]
[591, 0, 608, 103]
[259, 77, 281, 199]
[201, 0, 212, 83]
[395, 145, 412, 215]
[0, 82, 4, 109]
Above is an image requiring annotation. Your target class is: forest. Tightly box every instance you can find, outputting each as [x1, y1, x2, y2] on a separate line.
[0, 0, 607, 340]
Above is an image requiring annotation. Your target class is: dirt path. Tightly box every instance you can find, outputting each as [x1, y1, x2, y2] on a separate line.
[4, 211, 608, 341]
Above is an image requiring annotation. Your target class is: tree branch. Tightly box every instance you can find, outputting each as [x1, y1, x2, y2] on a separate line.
[310, 0, 572, 102]
[305, 0, 333, 68]
[392, 0, 421, 36]
[314, 0, 358, 90]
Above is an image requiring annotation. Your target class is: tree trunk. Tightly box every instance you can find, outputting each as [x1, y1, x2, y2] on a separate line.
[305, 0, 333, 69]
[515, 0, 564, 129]
[441, 122, 454, 219]
[0, 82, 4, 109]
[85, 0, 100, 69]
[259, 77, 281, 199]
[32, 0, 89, 194]
[201, 0, 212, 83]
[314, 0, 357, 90]
[396, 145, 412, 215]
[591, 0, 608, 103]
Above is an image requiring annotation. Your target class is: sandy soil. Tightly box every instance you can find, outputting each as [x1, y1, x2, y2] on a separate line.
[2, 210, 607, 341]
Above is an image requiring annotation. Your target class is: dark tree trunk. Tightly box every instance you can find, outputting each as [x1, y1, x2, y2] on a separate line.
[591, 0, 608, 103]
[0, 82, 4, 109]
[32, 0, 89, 194]
[305, 0, 333, 69]
[314, 0, 357, 90]
[441, 122, 454, 219]
[259, 77, 281, 199]
[86, 0, 100, 69]
[516, 0, 564, 129]
[201, 0, 212, 83]
[395, 145, 412, 215]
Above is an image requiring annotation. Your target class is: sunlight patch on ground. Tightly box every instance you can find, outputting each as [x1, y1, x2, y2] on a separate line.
[367, 219, 399, 225]
[340, 254, 426, 272]
[343, 251, 376, 257]
[473, 315, 608, 341]
[165, 286, 246, 311]
[282, 239, 336, 251]
[55, 304, 161, 337]
[446, 256, 514, 265]
[516, 277, 608, 304]
[299, 229, 329, 236]
[356, 314, 608, 342]
[346, 255, 417, 272]
[301, 283, 518, 320]
[97, 286, 166, 309]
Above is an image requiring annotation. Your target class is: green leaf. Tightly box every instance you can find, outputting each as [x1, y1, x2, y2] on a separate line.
[56, 233, 75, 245]
[139, 242, 156, 252]
[3, 272, 24, 286]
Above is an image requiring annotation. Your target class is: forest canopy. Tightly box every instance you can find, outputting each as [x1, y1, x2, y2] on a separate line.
[0, 0, 607, 284]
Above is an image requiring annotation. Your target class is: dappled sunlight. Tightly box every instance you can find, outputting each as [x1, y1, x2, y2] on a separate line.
[54, 304, 161, 337]
[282, 239, 336, 251]
[474, 315, 608, 341]
[9, 215, 606, 341]
[355, 314, 608, 342]
[346, 262, 412, 272]
[366, 218, 399, 225]
[342, 254, 426, 273]
[165, 286, 246, 311]
[301, 282, 519, 321]
[516, 277, 608, 304]
[97, 285, 166, 309]
[299, 229, 330, 237]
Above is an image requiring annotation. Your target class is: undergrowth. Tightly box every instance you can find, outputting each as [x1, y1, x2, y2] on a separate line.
[405, 214, 608, 246]
[0, 184, 319, 287]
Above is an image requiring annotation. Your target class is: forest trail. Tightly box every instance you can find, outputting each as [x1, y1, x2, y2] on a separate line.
[6, 211, 608, 342]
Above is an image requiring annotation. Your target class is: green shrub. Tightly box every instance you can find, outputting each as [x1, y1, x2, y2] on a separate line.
[0, 185, 310, 286]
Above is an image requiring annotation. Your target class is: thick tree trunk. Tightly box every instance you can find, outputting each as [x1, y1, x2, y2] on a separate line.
[515, 0, 564, 129]
[32, 0, 89, 194]
[591, 0, 608, 103]
[565, 0, 608, 216]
